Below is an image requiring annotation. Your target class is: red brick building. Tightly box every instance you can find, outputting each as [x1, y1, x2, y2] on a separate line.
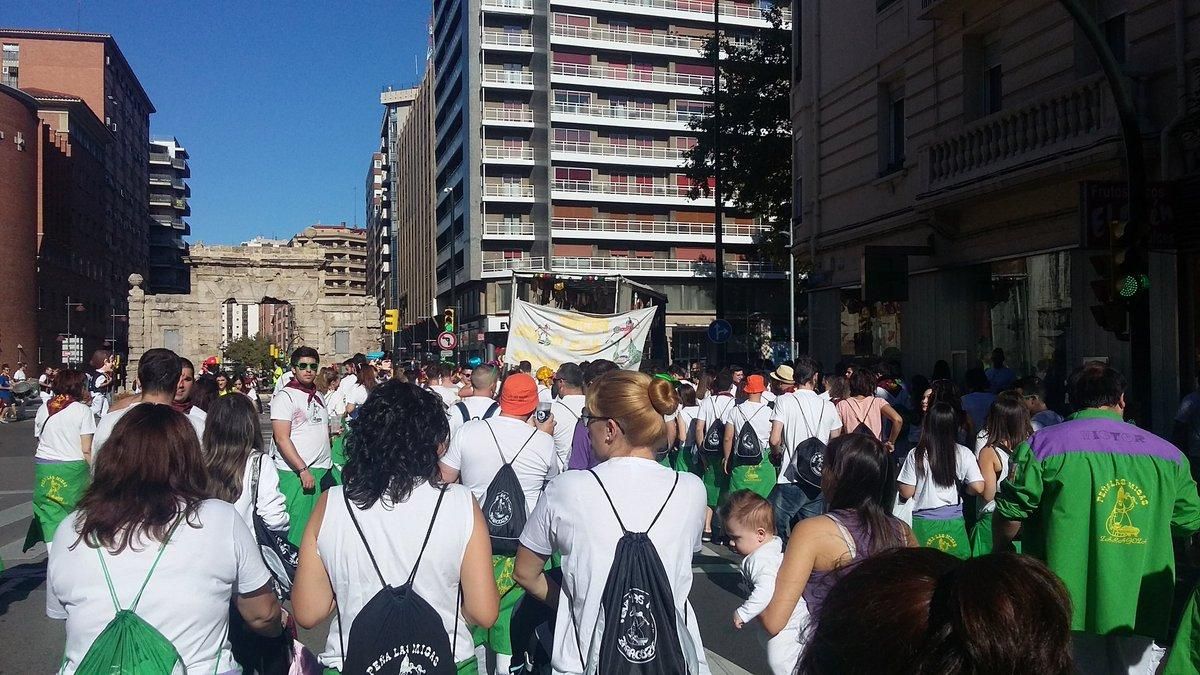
[0, 84, 39, 368]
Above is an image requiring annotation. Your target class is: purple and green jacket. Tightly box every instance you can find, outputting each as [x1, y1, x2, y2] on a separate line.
[996, 408, 1200, 641]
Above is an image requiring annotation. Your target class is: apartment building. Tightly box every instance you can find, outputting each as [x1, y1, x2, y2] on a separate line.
[291, 223, 369, 297]
[366, 149, 388, 312]
[431, 0, 790, 363]
[0, 84, 40, 366]
[393, 73, 439, 344]
[148, 137, 191, 294]
[793, 0, 1200, 433]
[0, 28, 155, 362]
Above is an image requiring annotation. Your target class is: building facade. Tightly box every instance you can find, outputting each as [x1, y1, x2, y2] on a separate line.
[0, 84, 41, 368]
[291, 223, 369, 297]
[393, 72, 438, 347]
[430, 0, 791, 363]
[0, 29, 155, 364]
[147, 137, 191, 294]
[366, 148, 388, 311]
[792, 0, 1200, 434]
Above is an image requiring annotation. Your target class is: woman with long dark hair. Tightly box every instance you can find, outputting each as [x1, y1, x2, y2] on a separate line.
[762, 434, 914, 675]
[47, 405, 282, 673]
[202, 394, 288, 533]
[898, 401, 984, 559]
[190, 375, 221, 413]
[291, 381, 498, 673]
[26, 369, 95, 554]
[971, 393, 1032, 555]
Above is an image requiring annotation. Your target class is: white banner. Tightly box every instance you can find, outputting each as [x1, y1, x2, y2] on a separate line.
[504, 299, 656, 371]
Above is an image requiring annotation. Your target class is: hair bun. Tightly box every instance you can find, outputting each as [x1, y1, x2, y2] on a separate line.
[647, 376, 679, 416]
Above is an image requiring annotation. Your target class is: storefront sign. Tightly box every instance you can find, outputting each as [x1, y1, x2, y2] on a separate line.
[504, 299, 656, 370]
[1080, 181, 1177, 250]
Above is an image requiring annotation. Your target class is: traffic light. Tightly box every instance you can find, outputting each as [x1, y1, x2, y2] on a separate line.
[1089, 219, 1148, 341]
[383, 309, 400, 333]
[443, 308, 456, 333]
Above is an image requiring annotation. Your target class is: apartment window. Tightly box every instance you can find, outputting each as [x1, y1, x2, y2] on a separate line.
[503, 213, 522, 227]
[555, 167, 592, 181]
[675, 100, 709, 115]
[878, 87, 905, 175]
[554, 128, 590, 142]
[333, 329, 350, 355]
[553, 12, 590, 26]
[983, 64, 1002, 115]
[555, 90, 590, 107]
[964, 34, 1002, 119]
[1, 43, 18, 88]
[1104, 14, 1127, 64]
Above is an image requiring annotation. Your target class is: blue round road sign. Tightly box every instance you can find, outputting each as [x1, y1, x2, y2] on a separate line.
[707, 319, 733, 344]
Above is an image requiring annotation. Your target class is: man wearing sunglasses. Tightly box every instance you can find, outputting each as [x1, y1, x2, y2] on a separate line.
[271, 346, 335, 546]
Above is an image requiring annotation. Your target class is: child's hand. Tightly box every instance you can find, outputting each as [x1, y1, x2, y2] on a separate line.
[733, 613, 744, 629]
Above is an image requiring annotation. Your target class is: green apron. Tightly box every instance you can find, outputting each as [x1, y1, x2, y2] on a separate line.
[729, 454, 777, 499]
[330, 433, 347, 474]
[912, 514, 972, 559]
[1167, 587, 1200, 675]
[276, 467, 337, 547]
[969, 510, 1021, 556]
[24, 460, 90, 551]
[700, 454, 729, 508]
[672, 447, 702, 476]
[472, 555, 523, 655]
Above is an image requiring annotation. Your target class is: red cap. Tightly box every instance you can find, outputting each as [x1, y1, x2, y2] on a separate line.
[500, 373, 539, 416]
[743, 374, 766, 394]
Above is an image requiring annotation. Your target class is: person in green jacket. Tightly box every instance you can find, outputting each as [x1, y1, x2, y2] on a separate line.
[995, 362, 1200, 674]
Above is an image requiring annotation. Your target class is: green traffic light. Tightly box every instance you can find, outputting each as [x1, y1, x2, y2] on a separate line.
[1117, 273, 1150, 298]
[445, 323, 454, 332]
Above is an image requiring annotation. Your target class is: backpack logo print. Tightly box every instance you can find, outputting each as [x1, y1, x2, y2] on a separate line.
[617, 588, 658, 663]
[706, 430, 721, 447]
[370, 644, 439, 674]
[808, 452, 823, 477]
[487, 490, 514, 528]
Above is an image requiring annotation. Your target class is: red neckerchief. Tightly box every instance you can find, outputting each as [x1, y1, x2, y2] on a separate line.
[170, 400, 193, 415]
[47, 394, 75, 418]
[285, 379, 324, 407]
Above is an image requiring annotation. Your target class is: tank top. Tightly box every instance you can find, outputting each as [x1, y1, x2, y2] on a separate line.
[975, 444, 1011, 514]
[316, 481, 477, 669]
[802, 509, 905, 620]
[837, 396, 883, 440]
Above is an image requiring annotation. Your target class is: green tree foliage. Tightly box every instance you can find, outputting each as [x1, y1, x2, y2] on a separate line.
[683, 3, 792, 266]
[223, 334, 275, 373]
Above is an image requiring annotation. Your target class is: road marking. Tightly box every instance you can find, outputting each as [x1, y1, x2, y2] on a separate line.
[0, 489, 33, 495]
[706, 649, 755, 675]
[0, 537, 44, 567]
[0, 500, 32, 529]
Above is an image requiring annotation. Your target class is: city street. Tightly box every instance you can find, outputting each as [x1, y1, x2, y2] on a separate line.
[0, 409, 768, 674]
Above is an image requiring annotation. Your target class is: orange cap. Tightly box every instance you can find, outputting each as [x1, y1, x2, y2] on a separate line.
[500, 373, 540, 416]
[743, 374, 767, 394]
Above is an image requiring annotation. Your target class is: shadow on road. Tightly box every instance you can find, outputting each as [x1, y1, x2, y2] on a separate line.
[0, 560, 47, 616]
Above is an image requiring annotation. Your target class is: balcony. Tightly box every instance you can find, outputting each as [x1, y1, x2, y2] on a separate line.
[551, 0, 788, 28]
[921, 76, 1119, 198]
[551, 101, 699, 131]
[552, 179, 715, 205]
[482, 68, 535, 89]
[550, 23, 704, 56]
[149, 173, 172, 186]
[482, 29, 534, 51]
[917, 0, 964, 20]
[551, 62, 711, 94]
[483, 220, 537, 238]
[483, 143, 535, 163]
[149, 152, 171, 165]
[550, 256, 785, 278]
[552, 217, 761, 243]
[483, 105, 535, 126]
[482, 256, 547, 276]
[481, 0, 534, 13]
[149, 193, 173, 206]
[482, 182, 536, 201]
[551, 140, 686, 167]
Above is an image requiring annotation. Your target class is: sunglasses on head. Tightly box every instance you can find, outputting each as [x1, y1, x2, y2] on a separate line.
[294, 362, 320, 371]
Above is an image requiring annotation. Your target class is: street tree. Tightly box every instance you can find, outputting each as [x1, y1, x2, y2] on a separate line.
[223, 334, 275, 374]
[683, 2, 792, 266]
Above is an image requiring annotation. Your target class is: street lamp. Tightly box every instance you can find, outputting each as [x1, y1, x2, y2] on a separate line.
[65, 297, 86, 338]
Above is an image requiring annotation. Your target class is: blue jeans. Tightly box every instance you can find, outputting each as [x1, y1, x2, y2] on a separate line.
[770, 482, 824, 546]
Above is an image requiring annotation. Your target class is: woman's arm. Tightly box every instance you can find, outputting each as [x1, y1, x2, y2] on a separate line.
[964, 479, 986, 496]
[80, 434, 93, 465]
[761, 520, 820, 636]
[292, 491, 334, 629]
[460, 500, 500, 628]
[881, 403, 904, 447]
[722, 421, 735, 474]
[897, 481, 916, 500]
[235, 584, 283, 637]
[978, 446, 999, 503]
[514, 545, 559, 609]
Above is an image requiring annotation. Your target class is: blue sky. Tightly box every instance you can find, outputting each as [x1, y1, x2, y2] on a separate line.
[6, 0, 431, 243]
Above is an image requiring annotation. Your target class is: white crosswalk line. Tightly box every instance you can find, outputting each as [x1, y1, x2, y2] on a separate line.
[0, 536, 43, 563]
[0, 500, 32, 529]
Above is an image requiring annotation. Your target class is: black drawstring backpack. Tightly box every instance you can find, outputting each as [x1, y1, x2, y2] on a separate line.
[850, 398, 877, 437]
[249, 451, 300, 600]
[337, 487, 459, 675]
[784, 400, 827, 489]
[701, 398, 734, 456]
[589, 470, 692, 674]
[482, 421, 538, 556]
[731, 404, 768, 467]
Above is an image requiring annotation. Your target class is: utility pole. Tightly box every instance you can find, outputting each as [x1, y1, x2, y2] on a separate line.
[712, 0, 726, 363]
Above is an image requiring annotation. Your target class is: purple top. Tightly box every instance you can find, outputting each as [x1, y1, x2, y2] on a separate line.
[567, 420, 597, 470]
[803, 509, 906, 620]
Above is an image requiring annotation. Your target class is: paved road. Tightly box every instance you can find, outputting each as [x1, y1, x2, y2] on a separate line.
[0, 410, 771, 674]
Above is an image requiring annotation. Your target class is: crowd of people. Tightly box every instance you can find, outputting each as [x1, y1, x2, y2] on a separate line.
[18, 343, 1200, 674]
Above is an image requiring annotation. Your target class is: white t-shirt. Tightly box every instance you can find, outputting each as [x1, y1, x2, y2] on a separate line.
[234, 452, 290, 532]
[737, 536, 783, 623]
[34, 401, 96, 462]
[678, 405, 701, 448]
[187, 407, 207, 439]
[273, 371, 295, 394]
[93, 402, 206, 460]
[697, 394, 737, 442]
[344, 383, 369, 409]
[443, 417, 558, 512]
[429, 384, 459, 408]
[39, 374, 53, 402]
[13, 368, 27, 382]
[770, 390, 841, 485]
[897, 444, 984, 513]
[538, 384, 553, 403]
[269, 388, 332, 471]
[447, 395, 499, 438]
[722, 400, 773, 452]
[549, 394, 586, 469]
[520, 457, 709, 675]
[317, 482, 477, 668]
[47, 500, 271, 675]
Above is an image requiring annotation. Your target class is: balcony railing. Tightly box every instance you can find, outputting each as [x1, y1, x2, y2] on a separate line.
[482, 68, 535, 86]
[551, 140, 685, 163]
[483, 106, 535, 123]
[483, 256, 546, 273]
[483, 144, 535, 161]
[149, 193, 173, 205]
[558, 0, 787, 23]
[484, 221, 536, 236]
[551, 101, 701, 126]
[481, 0, 533, 10]
[924, 76, 1117, 191]
[552, 217, 761, 239]
[482, 183, 536, 198]
[550, 23, 704, 52]
[553, 179, 692, 199]
[149, 152, 171, 164]
[482, 29, 534, 48]
[550, 256, 782, 276]
[552, 62, 712, 89]
[149, 174, 172, 185]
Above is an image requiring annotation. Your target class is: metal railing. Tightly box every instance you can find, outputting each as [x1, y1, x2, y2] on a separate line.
[481, 0, 533, 9]
[482, 182, 536, 198]
[149, 193, 173, 205]
[149, 174, 172, 185]
[482, 29, 534, 47]
[149, 152, 171, 164]
[550, 23, 703, 51]
[551, 62, 712, 89]
[551, 140, 685, 162]
[559, 0, 787, 22]
[483, 221, 536, 236]
[482, 256, 546, 273]
[482, 68, 535, 86]
[483, 106, 535, 123]
[483, 144, 535, 161]
[550, 256, 782, 275]
[551, 101, 702, 125]
[552, 179, 694, 199]
[552, 217, 761, 238]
